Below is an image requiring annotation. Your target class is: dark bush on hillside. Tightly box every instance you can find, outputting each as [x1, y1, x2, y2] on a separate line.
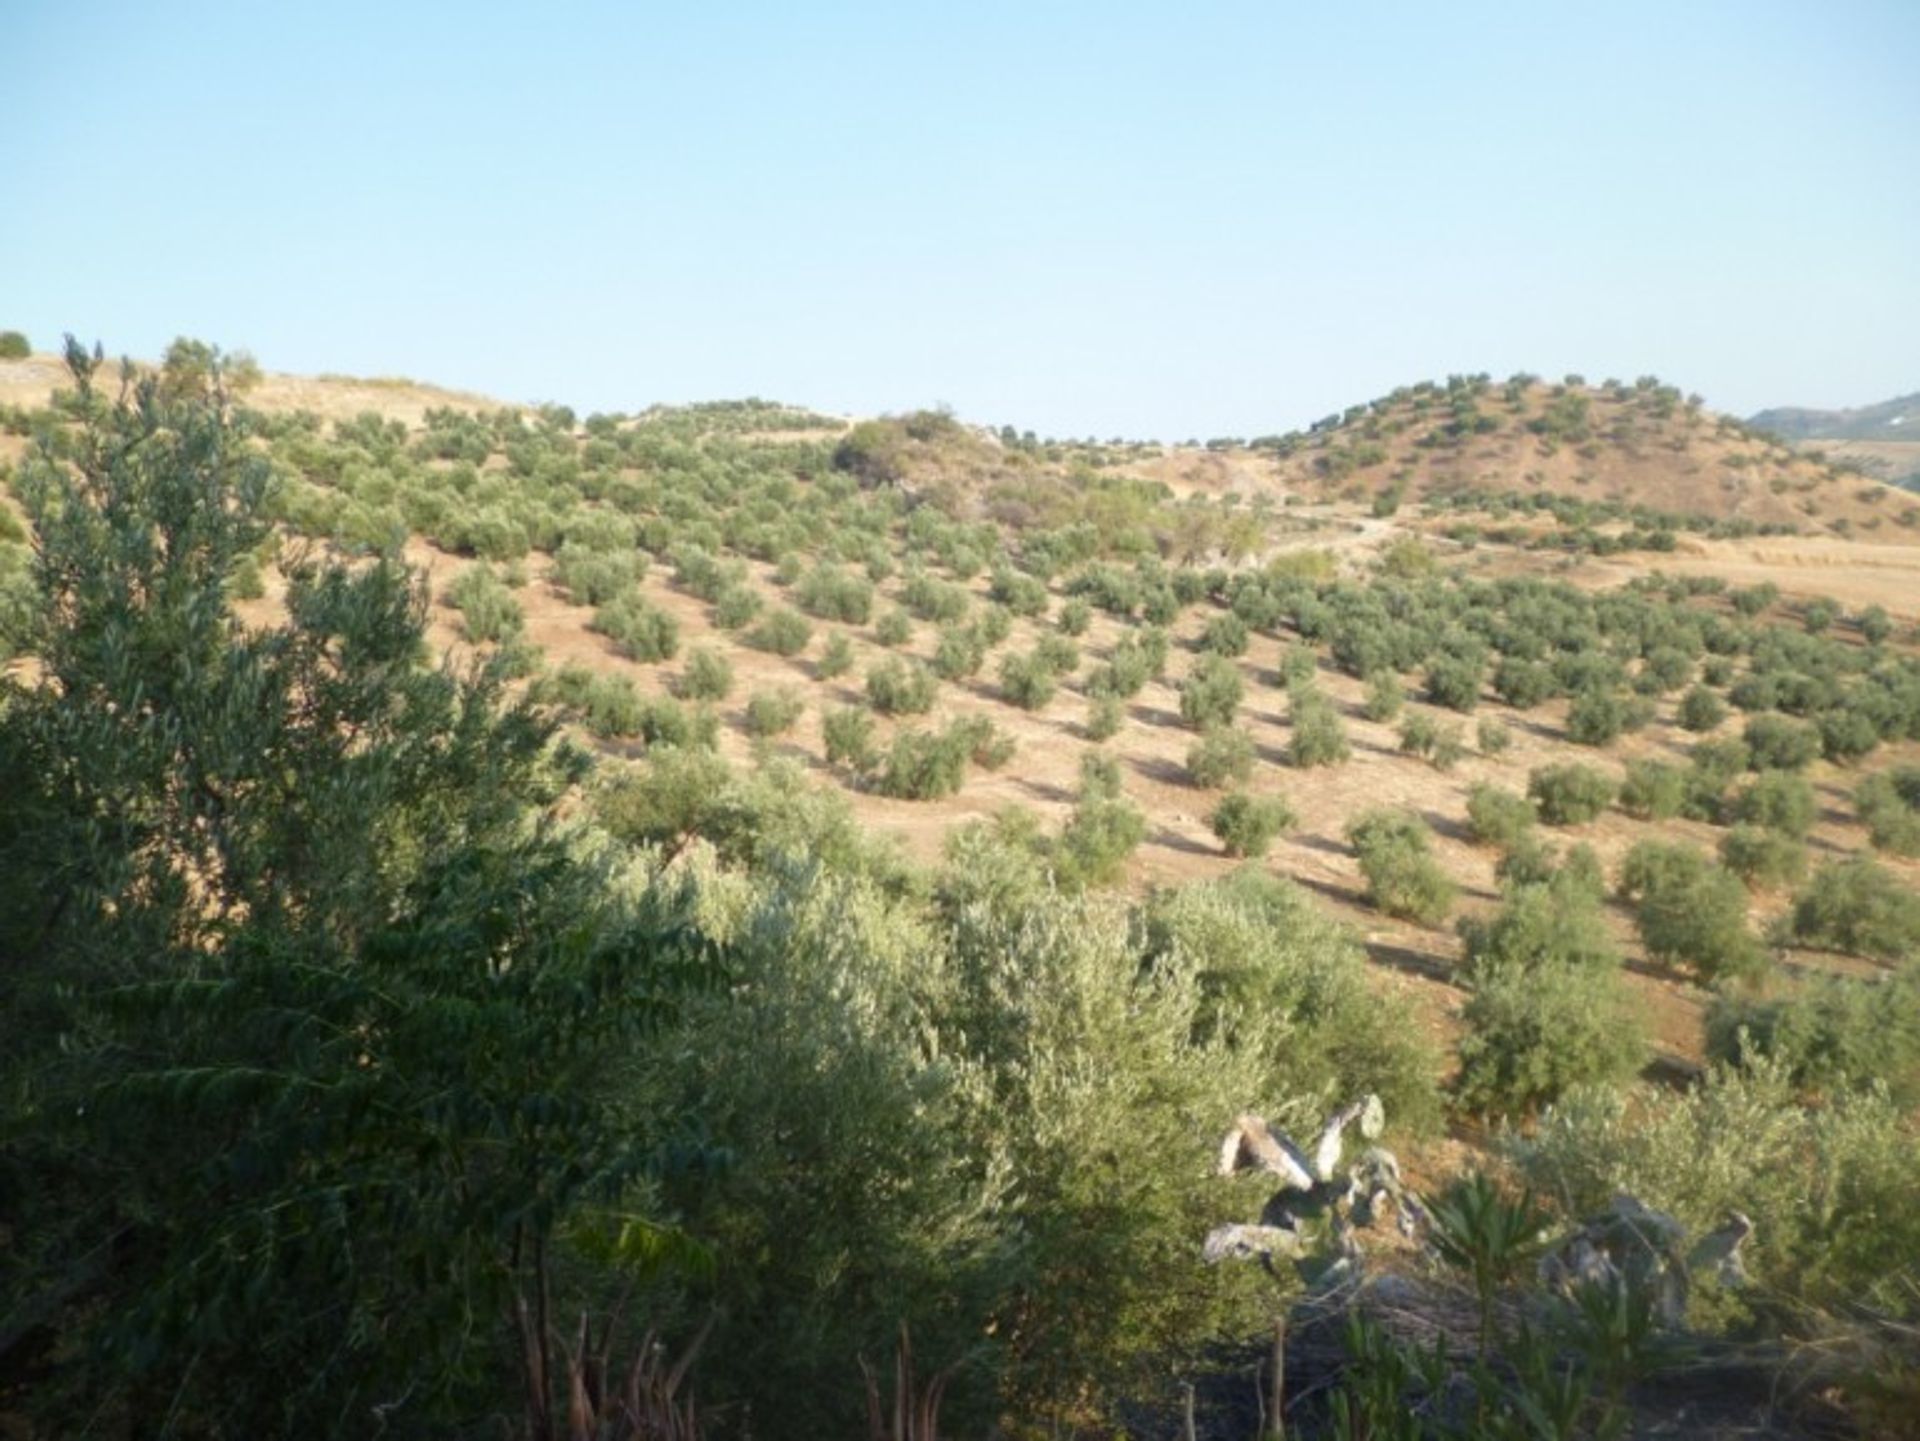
[1209, 790, 1295, 858]
[1057, 598, 1091, 635]
[989, 566, 1048, 617]
[1707, 967, 1920, 1105]
[1362, 671, 1404, 721]
[822, 705, 878, 772]
[1053, 786, 1146, 889]
[1619, 841, 1768, 982]
[1347, 810, 1456, 926]
[0, 329, 29, 360]
[866, 656, 938, 715]
[1199, 612, 1248, 657]
[1187, 725, 1255, 789]
[874, 723, 971, 800]
[1732, 769, 1816, 837]
[713, 583, 763, 630]
[999, 649, 1059, 710]
[1456, 959, 1648, 1116]
[1617, 759, 1685, 820]
[744, 687, 805, 738]
[873, 607, 913, 646]
[444, 566, 523, 644]
[1476, 717, 1510, 756]
[1084, 694, 1123, 741]
[1424, 655, 1483, 712]
[1178, 653, 1243, 729]
[795, 563, 874, 624]
[1528, 763, 1617, 825]
[1460, 869, 1621, 975]
[535, 662, 644, 738]
[1681, 737, 1751, 821]
[1788, 859, 1920, 961]
[900, 570, 969, 624]
[746, 606, 812, 657]
[677, 644, 734, 701]
[1718, 825, 1808, 890]
[1466, 783, 1536, 850]
[1744, 713, 1821, 772]
[1493, 658, 1556, 709]
[815, 630, 855, 680]
[1678, 684, 1728, 732]
[1856, 765, 1920, 856]
[551, 541, 644, 606]
[592, 591, 680, 662]
[1566, 687, 1652, 747]
[1289, 692, 1351, 768]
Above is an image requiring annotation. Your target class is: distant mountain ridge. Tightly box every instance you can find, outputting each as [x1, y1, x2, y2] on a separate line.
[1748, 392, 1919, 441]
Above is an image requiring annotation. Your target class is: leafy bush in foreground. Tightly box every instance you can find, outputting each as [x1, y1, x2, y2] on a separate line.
[1618, 841, 1768, 983]
[1528, 762, 1617, 825]
[1707, 967, 1920, 1106]
[1466, 783, 1536, 851]
[1209, 789, 1295, 858]
[1856, 764, 1920, 856]
[1788, 859, 1920, 961]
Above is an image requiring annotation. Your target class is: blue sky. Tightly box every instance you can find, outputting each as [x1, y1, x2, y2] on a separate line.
[5, 2, 1916, 437]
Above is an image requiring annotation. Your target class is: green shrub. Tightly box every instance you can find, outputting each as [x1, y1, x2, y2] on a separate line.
[1678, 685, 1728, 732]
[1187, 725, 1255, 789]
[1084, 693, 1124, 741]
[1506, 1057, 1920, 1316]
[1743, 713, 1821, 771]
[677, 644, 734, 701]
[550, 541, 644, 606]
[712, 583, 763, 630]
[1053, 788, 1147, 889]
[444, 565, 523, 644]
[822, 705, 878, 772]
[536, 662, 644, 738]
[1856, 765, 1920, 856]
[0, 329, 30, 360]
[1493, 658, 1556, 709]
[875, 724, 971, 800]
[1681, 737, 1752, 822]
[931, 623, 985, 681]
[794, 563, 874, 624]
[1362, 671, 1404, 722]
[1707, 967, 1920, 1105]
[1566, 687, 1651, 747]
[1057, 598, 1091, 635]
[746, 607, 813, 657]
[999, 649, 1058, 710]
[1618, 841, 1768, 982]
[1398, 710, 1440, 758]
[1456, 959, 1646, 1116]
[1476, 717, 1511, 756]
[744, 687, 805, 737]
[1461, 869, 1623, 975]
[1347, 810, 1456, 926]
[1209, 791, 1295, 858]
[1617, 759, 1685, 821]
[1788, 859, 1920, 961]
[866, 656, 938, 715]
[873, 607, 914, 646]
[592, 591, 680, 662]
[1033, 632, 1079, 675]
[1466, 783, 1536, 850]
[1289, 692, 1351, 768]
[1718, 825, 1807, 890]
[1199, 612, 1248, 657]
[1178, 653, 1243, 729]
[1732, 770, 1816, 837]
[815, 630, 855, 680]
[1528, 763, 1617, 825]
[1424, 655, 1483, 712]
[900, 571, 970, 624]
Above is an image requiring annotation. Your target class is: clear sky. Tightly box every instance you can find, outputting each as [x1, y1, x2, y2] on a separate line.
[5, 1, 1916, 438]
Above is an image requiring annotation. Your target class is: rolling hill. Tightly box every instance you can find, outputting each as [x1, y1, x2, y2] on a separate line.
[1748, 389, 1920, 490]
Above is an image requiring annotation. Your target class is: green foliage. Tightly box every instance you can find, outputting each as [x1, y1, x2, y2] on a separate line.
[1056, 596, 1091, 635]
[1708, 967, 1920, 1105]
[677, 643, 735, 700]
[1788, 859, 1920, 961]
[1084, 692, 1124, 741]
[1476, 716, 1511, 756]
[1856, 764, 1920, 856]
[1209, 789, 1295, 857]
[1619, 841, 1768, 982]
[1677, 684, 1728, 732]
[1617, 758, 1685, 820]
[1466, 782, 1536, 850]
[931, 622, 985, 680]
[551, 540, 645, 606]
[444, 563, 524, 643]
[1199, 610, 1249, 656]
[822, 703, 879, 772]
[746, 605, 812, 656]
[794, 562, 874, 624]
[1566, 686, 1651, 746]
[1186, 723, 1255, 788]
[1508, 1056, 1920, 1316]
[815, 628, 855, 680]
[1347, 809, 1457, 926]
[1718, 824, 1807, 890]
[712, 581, 763, 630]
[874, 605, 914, 646]
[0, 348, 717, 1433]
[744, 685, 805, 737]
[1732, 768, 1816, 836]
[593, 589, 680, 662]
[1528, 762, 1618, 825]
[1424, 653, 1483, 712]
[1289, 689, 1352, 767]
[998, 647, 1059, 709]
[1743, 712, 1821, 771]
[1178, 652, 1243, 729]
[1362, 670, 1405, 721]
[867, 655, 939, 715]
[0, 328, 30, 360]
[1461, 869, 1623, 976]
[1681, 736, 1751, 822]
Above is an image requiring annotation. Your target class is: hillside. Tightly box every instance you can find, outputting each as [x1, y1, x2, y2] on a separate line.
[6, 346, 1920, 1439]
[1749, 391, 1920, 441]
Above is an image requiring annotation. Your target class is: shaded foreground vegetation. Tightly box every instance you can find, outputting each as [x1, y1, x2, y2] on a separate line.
[2, 346, 1918, 1439]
